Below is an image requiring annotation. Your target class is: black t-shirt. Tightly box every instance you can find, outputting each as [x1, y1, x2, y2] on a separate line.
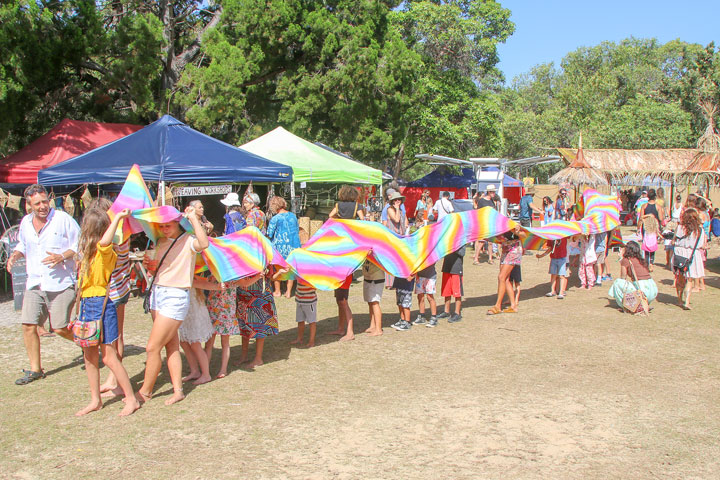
[337, 201, 364, 219]
[417, 263, 437, 279]
[393, 276, 415, 291]
[442, 245, 466, 274]
[476, 197, 495, 209]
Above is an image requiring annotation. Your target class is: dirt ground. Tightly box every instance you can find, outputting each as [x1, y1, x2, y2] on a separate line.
[2, 239, 720, 479]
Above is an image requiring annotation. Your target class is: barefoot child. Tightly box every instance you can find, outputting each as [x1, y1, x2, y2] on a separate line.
[390, 275, 416, 331]
[178, 280, 217, 386]
[414, 263, 438, 328]
[362, 259, 385, 336]
[536, 237, 569, 299]
[137, 204, 209, 406]
[510, 265, 522, 306]
[439, 245, 465, 322]
[329, 275, 354, 340]
[292, 278, 318, 347]
[74, 208, 139, 417]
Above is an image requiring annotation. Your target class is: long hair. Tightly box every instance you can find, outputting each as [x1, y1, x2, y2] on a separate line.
[680, 208, 702, 235]
[78, 208, 110, 282]
[642, 214, 659, 234]
[542, 196, 552, 207]
[623, 241, 643, 261]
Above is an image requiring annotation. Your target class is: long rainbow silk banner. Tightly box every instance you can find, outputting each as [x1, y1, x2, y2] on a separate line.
[107, 164, 620, 290]
[108, 164, 155, 242]
[201, 227, 289, 281]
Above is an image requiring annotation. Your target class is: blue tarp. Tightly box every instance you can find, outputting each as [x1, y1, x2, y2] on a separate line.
[405, 167, 521, 188]
[38, 115, 293, 185]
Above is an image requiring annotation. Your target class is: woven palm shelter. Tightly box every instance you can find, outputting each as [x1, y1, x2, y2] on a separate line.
[550, 136, 608, 187]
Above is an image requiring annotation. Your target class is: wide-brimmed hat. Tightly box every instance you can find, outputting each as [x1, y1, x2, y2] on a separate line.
[525, 184, 535, 194]
[388, 191, 405, 202]
[220, 192, 241, 207]
[486, 184, 496, 192]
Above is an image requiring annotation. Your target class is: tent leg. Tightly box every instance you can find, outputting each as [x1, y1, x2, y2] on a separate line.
[290, 180, 296, 213]
[160, 180, 165, 206]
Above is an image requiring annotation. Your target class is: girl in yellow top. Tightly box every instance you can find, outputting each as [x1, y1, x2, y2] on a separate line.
[75, 208, 139, 417]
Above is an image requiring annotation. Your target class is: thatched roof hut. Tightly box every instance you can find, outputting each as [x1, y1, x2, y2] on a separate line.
[550, 136, 608, 187]
[556, 148, 699, 182]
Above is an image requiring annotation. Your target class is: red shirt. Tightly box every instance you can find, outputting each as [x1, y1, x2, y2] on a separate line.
[548, 238, 568, 259]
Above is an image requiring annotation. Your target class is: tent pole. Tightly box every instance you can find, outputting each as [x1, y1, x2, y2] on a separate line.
[290, 178, 296, 213]
[670, 177, 675, 213]
[160, 180, 165, 206]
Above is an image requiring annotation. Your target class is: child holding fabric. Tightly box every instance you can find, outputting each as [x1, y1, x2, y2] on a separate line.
[292, 278, 318, 347]
[414, 263, 438, 327]
[74, 208, 139, 417]
[390, 275, 416, 331]
[440, 245, 466, 321]
[578, 234, 597, 289]
[138, 204, 209, 406]
[362, 259, 385, 336]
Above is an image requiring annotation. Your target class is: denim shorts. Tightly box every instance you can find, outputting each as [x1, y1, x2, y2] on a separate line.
[79, 296, 119, 345]
[149, 285, 190, 321]
[549, 258, 569, 277]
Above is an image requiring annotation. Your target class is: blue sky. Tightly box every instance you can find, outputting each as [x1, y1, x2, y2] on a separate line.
[497, 0, 720, 84]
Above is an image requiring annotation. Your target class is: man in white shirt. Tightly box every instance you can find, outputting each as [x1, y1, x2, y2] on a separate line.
[432, 191, 455, 223]
[7, 184, 80, 385]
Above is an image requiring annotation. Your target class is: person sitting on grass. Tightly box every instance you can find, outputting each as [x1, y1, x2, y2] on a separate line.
[607, 241, 658, 312]
[536, 237, 569, 299]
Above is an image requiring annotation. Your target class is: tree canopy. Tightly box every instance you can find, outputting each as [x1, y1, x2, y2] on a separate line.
[1, 1, 719, 183]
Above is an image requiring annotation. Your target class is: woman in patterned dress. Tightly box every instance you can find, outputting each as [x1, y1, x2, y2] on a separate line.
[236, 270, 279, 369]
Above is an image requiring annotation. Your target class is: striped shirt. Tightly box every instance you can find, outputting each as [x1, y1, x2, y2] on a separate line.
[295, 282, 317, 304]
[108, 240, 131, 302]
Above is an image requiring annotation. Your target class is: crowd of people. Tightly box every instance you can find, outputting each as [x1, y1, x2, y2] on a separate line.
[7, 182, 714, 417]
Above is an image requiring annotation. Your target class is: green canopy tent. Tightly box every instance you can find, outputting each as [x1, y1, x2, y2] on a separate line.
[241, 127, 383, 185]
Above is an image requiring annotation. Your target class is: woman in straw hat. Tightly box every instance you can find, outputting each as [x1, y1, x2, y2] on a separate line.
[220, 192, 246, 234]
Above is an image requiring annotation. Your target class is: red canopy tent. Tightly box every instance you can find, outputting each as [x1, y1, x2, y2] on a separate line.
[0, 119, 142, 184]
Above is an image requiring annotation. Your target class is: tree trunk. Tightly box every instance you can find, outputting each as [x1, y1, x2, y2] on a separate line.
[393, 142, 405, 180]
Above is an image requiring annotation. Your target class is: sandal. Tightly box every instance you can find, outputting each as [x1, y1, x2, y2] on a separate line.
[502, 307, 518, 314]
[472, 261, 481, 266]
[15, 369, 45, 385]
[486, 306, 502, 315]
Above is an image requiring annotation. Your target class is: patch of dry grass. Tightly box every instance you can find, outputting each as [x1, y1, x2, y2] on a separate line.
[2, 238, 720, 479]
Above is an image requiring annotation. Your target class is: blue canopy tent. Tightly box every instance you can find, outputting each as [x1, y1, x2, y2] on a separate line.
[38, 115, 292, 185]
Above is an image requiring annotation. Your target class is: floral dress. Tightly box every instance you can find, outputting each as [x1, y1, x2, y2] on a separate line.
[236, 275, 278, 339]
[208, 285, 240, 335]
[266, 211, 301, 258]
[500, 239, 523, 265]
[246, 208, 267, 235]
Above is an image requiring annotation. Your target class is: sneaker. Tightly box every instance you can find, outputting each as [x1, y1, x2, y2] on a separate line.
[390, 319, 404, 329]
[557, 294, 565, 299]
[448, 313, 462, 323]
[595, 280, 602, 286]
[426, 316, 438, 328]
[412, 314, 427, 325]
[545, 292, 557, 297]
[436, 311, 450, 319]
[392, 320, 411, 331]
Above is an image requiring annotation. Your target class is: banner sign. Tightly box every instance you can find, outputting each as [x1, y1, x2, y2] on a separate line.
[172, 185, 232, 197]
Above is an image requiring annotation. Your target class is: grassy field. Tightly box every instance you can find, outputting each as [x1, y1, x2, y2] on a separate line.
[2, 240, 720, 479]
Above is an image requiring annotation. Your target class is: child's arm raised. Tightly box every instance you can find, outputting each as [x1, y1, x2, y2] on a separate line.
[100, 208, 130, 247]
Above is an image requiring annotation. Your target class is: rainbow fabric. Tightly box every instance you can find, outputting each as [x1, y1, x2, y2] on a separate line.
[201, 227, 289, 282]
[107, 165, 621, 291]
[108, 164, 155, 242]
